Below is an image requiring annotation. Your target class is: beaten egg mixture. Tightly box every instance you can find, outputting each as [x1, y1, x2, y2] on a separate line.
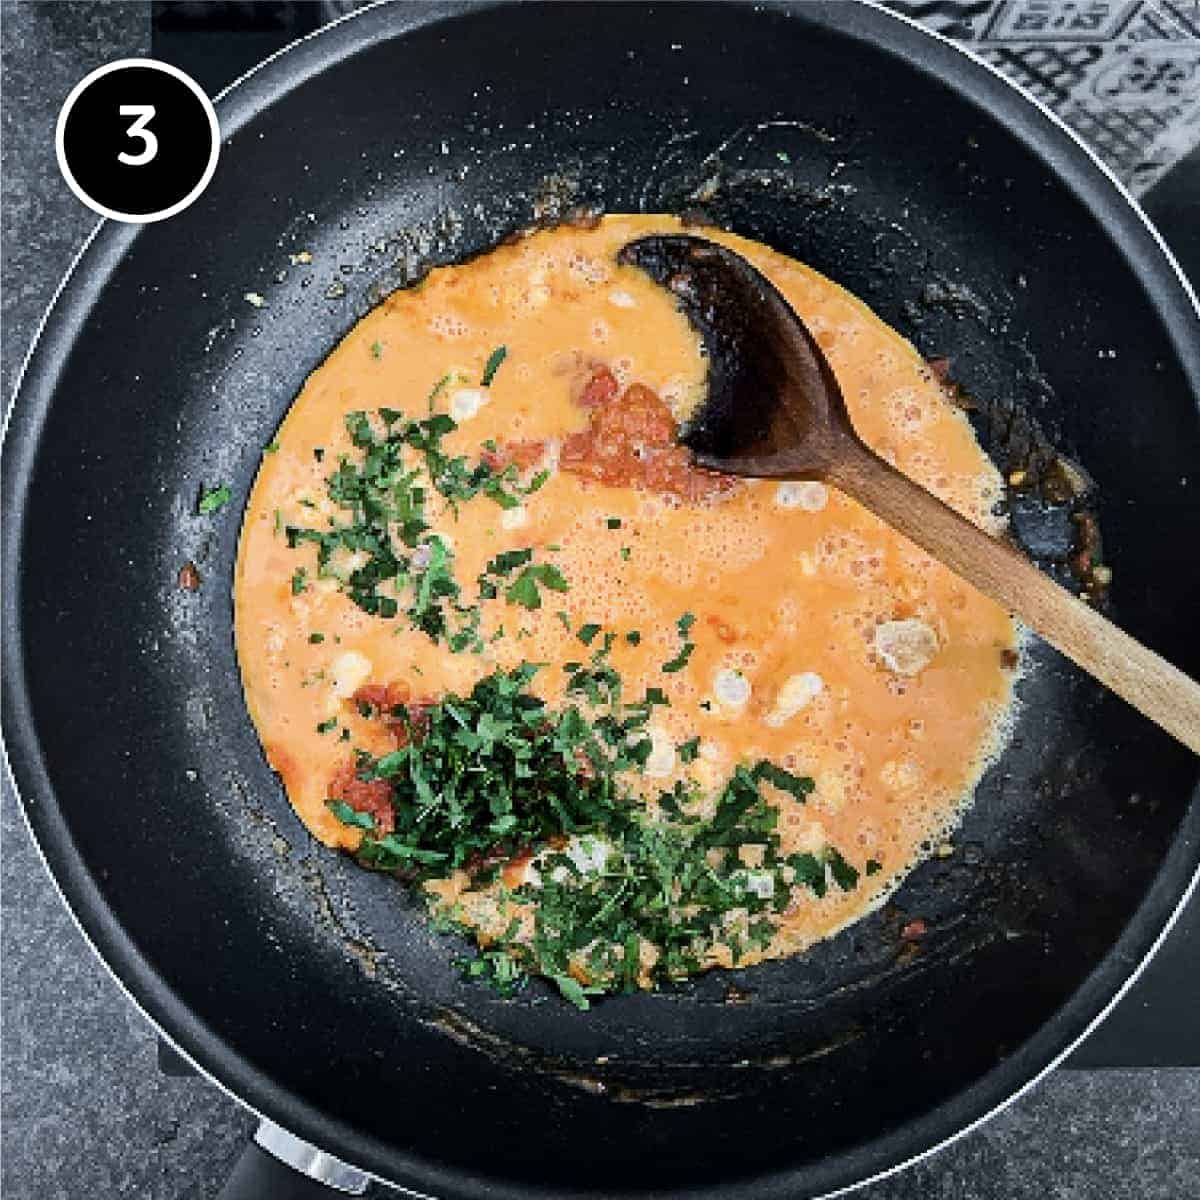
[235, 215, 1016, 1003]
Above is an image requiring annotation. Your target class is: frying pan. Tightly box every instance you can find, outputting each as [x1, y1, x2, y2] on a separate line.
[3, 3, 1199, 1198]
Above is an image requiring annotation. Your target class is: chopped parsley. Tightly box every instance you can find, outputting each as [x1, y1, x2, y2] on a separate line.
[606, 517, 622, 529]
[309, 632, 325, 644]
[661, 643, 694, 673]
[577, 622, 601, 645]
[506, 563, 570, 610]
[370, 340, 383, 360]
[197, 484, 231, 514]
[316, 717, 338, 734]
[328, 800, 375, 831]
[661, 612, 696, 673]
[751, 760, 815, 802]
[284, 404, 549, 646]
[480, 345, 507, 387]
[326, 664, 859, 1005]
[678, 736, 701, 763]
[291, 567, 308, 595]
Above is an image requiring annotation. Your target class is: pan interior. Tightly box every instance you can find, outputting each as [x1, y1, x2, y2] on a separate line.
[7, 4, 1199, 1197]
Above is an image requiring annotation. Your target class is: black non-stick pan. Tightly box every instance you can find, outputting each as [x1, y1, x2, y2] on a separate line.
[3, 3, 1199, 1198]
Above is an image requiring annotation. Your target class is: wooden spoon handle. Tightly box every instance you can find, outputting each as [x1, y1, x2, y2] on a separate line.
[827, 444, 1200, 755]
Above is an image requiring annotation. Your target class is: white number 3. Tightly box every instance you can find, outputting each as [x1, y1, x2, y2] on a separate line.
[117, 104, 158, 166]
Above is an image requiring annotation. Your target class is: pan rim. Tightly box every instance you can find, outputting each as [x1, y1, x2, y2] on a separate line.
[2, 2, 1198, 1198]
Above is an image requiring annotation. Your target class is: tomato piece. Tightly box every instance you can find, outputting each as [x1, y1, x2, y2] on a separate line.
[329, 760, 395, 835]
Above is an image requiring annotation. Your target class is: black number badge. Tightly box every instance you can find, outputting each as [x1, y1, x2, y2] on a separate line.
[56, 58, 220, 223]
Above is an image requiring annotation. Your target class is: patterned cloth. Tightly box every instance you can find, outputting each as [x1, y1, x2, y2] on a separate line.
[887, 0, 1200, 193]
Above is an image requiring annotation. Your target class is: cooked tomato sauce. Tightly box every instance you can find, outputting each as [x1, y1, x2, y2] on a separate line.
[560, 371, 737, 503]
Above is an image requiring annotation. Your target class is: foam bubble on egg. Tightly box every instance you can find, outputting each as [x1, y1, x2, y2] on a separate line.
[428, 312, 470, 339]
[449, 387, 488, 421]
[612, 356, 634, 387]
[567, 253, 610, 287]
[608, 289, 636, 309]
[765, 671, 824, 727]
[713, 668, 751, 711]
[328, 650, 372, 699]
[879, 757, 923, 795]
[264, 623, 286, 656]
[874, 618, 938, 676]
[643, 726, 676, 779]
[774, 481, 828, 512]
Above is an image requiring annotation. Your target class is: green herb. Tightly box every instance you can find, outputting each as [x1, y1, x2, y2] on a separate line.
[577, 623, 601, 645]
[481, 345, 507, 387]
[506, 563, 570, 610]
[426, 373, 450, 413]
[661, 643, 694, 673]
[316, 717, 338, 734]
[661, 612, 696, 673]
[866, 858, 882, 876]
[626, 630, 641, 646]
[291, 567, 308, 595]
[553, 974, 593, 1010]
[370, 341, 384, 359]
[327, 800, 376, 831]
[264, 441, 280, 454]
[825, 848, 859, 891]
[284, 405, 543, 645]
[619, 547, 631, 561]
[751, 760, 815, 802]
[198, 484, 231, 514]
[678, 736, 701, 763]
[309, 632, 325, 644]
[313, 447, 325, 462]
[328, 664, 858, 1007]
[606, 517, 622, 529]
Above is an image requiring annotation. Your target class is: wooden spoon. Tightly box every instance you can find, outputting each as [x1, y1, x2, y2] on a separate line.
[618, 233, 1200, 755]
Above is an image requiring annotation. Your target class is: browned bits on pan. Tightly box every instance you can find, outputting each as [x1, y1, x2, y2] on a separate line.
[1000, 647, 1019, 671]
[1043, 454, 1093, 504]
[178, 560, 201, 591]
[900, 918, 927, 942]
[561, 206, 603, 230]
[1070, 510, 1101, 571]
[925, 356, 951, 384]
[923, 355, 971, 410]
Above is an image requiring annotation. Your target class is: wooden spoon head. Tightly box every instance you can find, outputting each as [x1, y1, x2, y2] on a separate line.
[617, 234, 860, 479]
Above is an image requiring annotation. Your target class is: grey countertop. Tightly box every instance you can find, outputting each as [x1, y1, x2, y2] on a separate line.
[2, 4, 1198, 1198]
